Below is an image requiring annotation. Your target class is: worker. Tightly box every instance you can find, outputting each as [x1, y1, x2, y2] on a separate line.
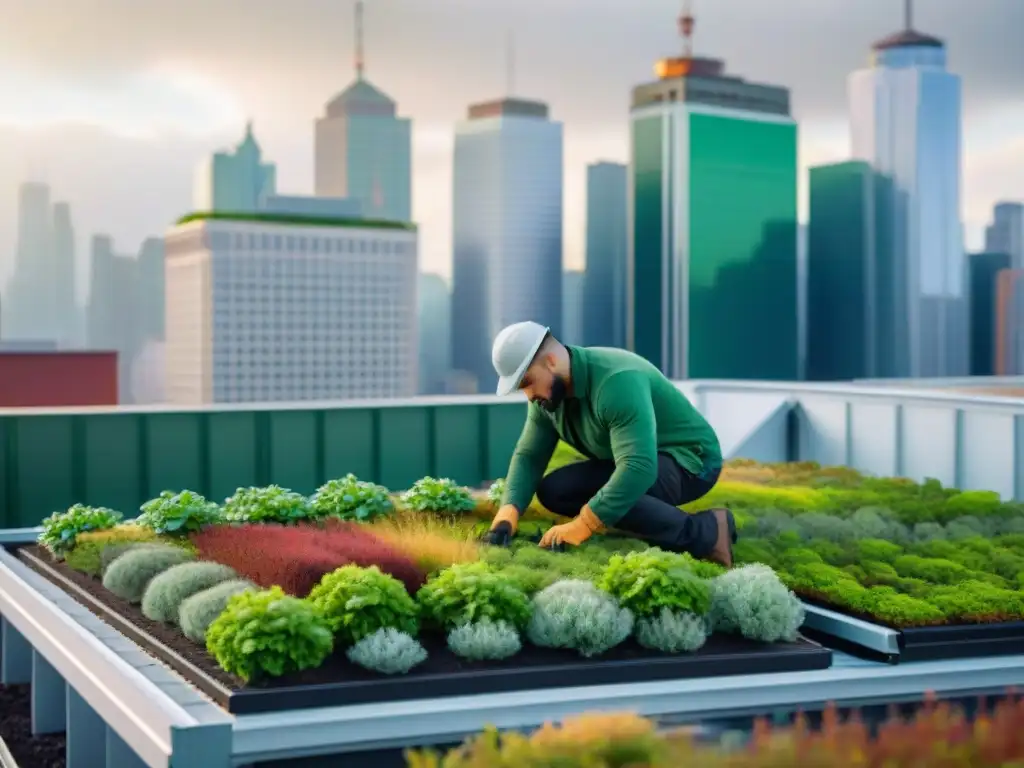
[485, 321, 736, 568]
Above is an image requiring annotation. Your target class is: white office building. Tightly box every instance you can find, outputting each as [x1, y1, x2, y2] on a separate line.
[847, 10, 968, 377]
[450, 98, 563, 394]
[164, 211, 418, 404]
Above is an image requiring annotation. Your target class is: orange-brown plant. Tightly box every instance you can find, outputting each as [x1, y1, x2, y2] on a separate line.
[366, 509, 482, 574]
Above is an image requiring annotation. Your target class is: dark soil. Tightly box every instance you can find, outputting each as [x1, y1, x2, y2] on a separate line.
[18, 544, 828, 712]
[0, 684, 66, 768]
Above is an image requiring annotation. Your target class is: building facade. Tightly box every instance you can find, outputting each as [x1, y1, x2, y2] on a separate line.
[417, 272, 451, 395]
[847, 25, 967, 377]
[985, 202, 1024, 269]
[629, 56, 798, 380]
[562, 269, 583, 346]
[193, 123, 277, 214]
[0, 351, 117, 406]
[164, 212, 419, 404]
[450, 98, 564, 394]
[968, 251, 1012, 376]
[995, 269, 1024, 376]
[806, 161, 897, 381]
[582, 161, 627, 348]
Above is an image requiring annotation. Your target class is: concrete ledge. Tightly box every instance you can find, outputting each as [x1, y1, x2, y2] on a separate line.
[0, 734, 20, 768]
[801, 604, 901, 657]
[0, 548, 230, 767]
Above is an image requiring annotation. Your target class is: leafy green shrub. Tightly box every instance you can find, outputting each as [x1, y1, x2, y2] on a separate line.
[417, 562, 531, 631]
[346, 628, 427, 675]
[859, 587, 945, 626]
[102, 546, 195, 603]
[733, 539, 779, 569]
[527, 580, 633, 657]
[856, 539, 903, 563]
[63, 524, 167, 576]
[926, 580, 1024, 622]
[447, 619, 521, 661]
[635, 609, 708, 653]
[39, 504, 122, 557]
[486, 478, 506, 506]
[179, 579, 256, 643]
[222, 485, 312, 524]
[709, 564, 804, 643]
[793, 513, 856, 543]
[309, 474, 394, 522]
[597, 550, 711, 619]
[891, 554, 972, 585]
[141, 561, 237, 624]
[307, 565, 418, 646]
[847, 508, 909, 542]
[206, 586, 334, 682]
[400, 477, 476, 514]
[137, 490, 222, 536]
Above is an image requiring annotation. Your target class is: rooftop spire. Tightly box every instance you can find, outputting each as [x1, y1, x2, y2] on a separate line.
[355, 0, 365, 80]
[678, 0, 695, 59]
[904, 0, 913, 29]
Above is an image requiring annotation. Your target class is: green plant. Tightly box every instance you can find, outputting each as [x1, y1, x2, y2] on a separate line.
[709, 564, 804, 643]
[63, 523, 167, 576]
[527, 579, 633, 657]
[597, 549, 712, 619]
[136, 490, 223, 536]
[346, 628, 427, 675]
[307, 565, 419, 646]
[310, 474, 394, 522]
[486, 478, 506, 506]
[141, 561, 237, 624]
[447, 619, 521, 661]
[102, 546, 195, 603]
[178, 579, 256, 643]
[222, 485, 313, 524]
[400, 477, 476, 515]
[635, 609, 709, 653]
[205, 586, 334, 682]
[417, 562, 531, 631]
[39, 504, 122, 557]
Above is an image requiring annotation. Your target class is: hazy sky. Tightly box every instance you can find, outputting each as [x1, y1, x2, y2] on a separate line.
[1, 0, 1022, 296]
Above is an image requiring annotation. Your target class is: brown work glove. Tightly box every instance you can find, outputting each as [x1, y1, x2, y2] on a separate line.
[486, 504, 520, 547]
[538, 504, 605, 549]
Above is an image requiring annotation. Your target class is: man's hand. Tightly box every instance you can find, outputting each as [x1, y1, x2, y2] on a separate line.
[538, 504, 605, 549]
[485, 504, 520, 546]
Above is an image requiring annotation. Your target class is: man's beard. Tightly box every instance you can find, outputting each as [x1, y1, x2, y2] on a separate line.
[535, 375, 569, 412]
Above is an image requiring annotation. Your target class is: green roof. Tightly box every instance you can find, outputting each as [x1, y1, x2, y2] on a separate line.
[175, 211, 416, 232]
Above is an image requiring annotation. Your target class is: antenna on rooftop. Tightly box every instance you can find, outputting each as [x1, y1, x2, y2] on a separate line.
[505, 30, 516, 96]
[355, 0, 365, 80]
[904, 0, 913, 30]
[679, 0, 695, 59]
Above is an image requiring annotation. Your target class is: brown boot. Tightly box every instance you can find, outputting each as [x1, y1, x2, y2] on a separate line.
[705, 508, 736, 569]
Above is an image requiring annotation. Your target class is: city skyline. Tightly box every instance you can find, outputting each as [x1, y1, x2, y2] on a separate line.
[0, 0, 1022, 290]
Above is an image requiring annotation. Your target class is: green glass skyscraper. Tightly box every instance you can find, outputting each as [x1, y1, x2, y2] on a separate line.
[628, 21, 798, 380]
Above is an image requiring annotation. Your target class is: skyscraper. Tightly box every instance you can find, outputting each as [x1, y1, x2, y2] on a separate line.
[968, 251, 1011, 376]
[628, 9, 798, 379]
[3, 183, 54, 342]
[450, 98, 564, 394]
[51, 202, 78, 347]
[314, 1, 412, 223]
[806, 161, 897, 380]
[582, 161, 627, 348]
[193, 122, 277, 213]
[418, 272, 451, 395]
[562, 269, 583, 346]
[985, 202, 1024, 269]
[847, 1, 967, 377]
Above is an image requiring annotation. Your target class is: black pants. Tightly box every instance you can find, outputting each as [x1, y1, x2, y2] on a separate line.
[536, 454, 721, 557]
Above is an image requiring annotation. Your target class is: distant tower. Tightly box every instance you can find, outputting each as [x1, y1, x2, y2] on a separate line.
[847, 0, 967, 377]
[627, 2, 798, 379]
[314, 1, 412, 223]
[193, 121, 277, 213]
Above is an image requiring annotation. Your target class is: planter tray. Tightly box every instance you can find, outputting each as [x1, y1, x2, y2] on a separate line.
[801, 602, 1024, 663]
[17, 547, 833, 716]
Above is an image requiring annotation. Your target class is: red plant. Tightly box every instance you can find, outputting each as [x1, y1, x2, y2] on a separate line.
[191, 522, 426, 596]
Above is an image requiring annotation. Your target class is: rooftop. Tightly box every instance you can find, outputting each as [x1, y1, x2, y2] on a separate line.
[871, 28, 944, 51]
[466, 98, 549, 121]
[174, 210, 416, 232]
[324, 78, 397, 119]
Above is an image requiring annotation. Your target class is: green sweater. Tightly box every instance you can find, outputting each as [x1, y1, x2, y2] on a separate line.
[501, 345, 722, 526]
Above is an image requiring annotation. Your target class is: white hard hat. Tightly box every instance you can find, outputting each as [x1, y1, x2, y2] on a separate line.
[492, 321, 549, 396]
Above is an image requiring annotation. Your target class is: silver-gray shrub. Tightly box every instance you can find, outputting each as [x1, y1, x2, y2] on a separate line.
[709, 564, 804, 643]
[101, 546, 195, 604]
[527, 579, 633, 658]
[141, 561, 237, 624]
[635, 609, 709, 653]
[447, 619, 521, 661]
[178, 579, 256, 643]
[346, 628, 427, 675]
[100, 542, 178, 575]
[847, 507, 910, 543]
